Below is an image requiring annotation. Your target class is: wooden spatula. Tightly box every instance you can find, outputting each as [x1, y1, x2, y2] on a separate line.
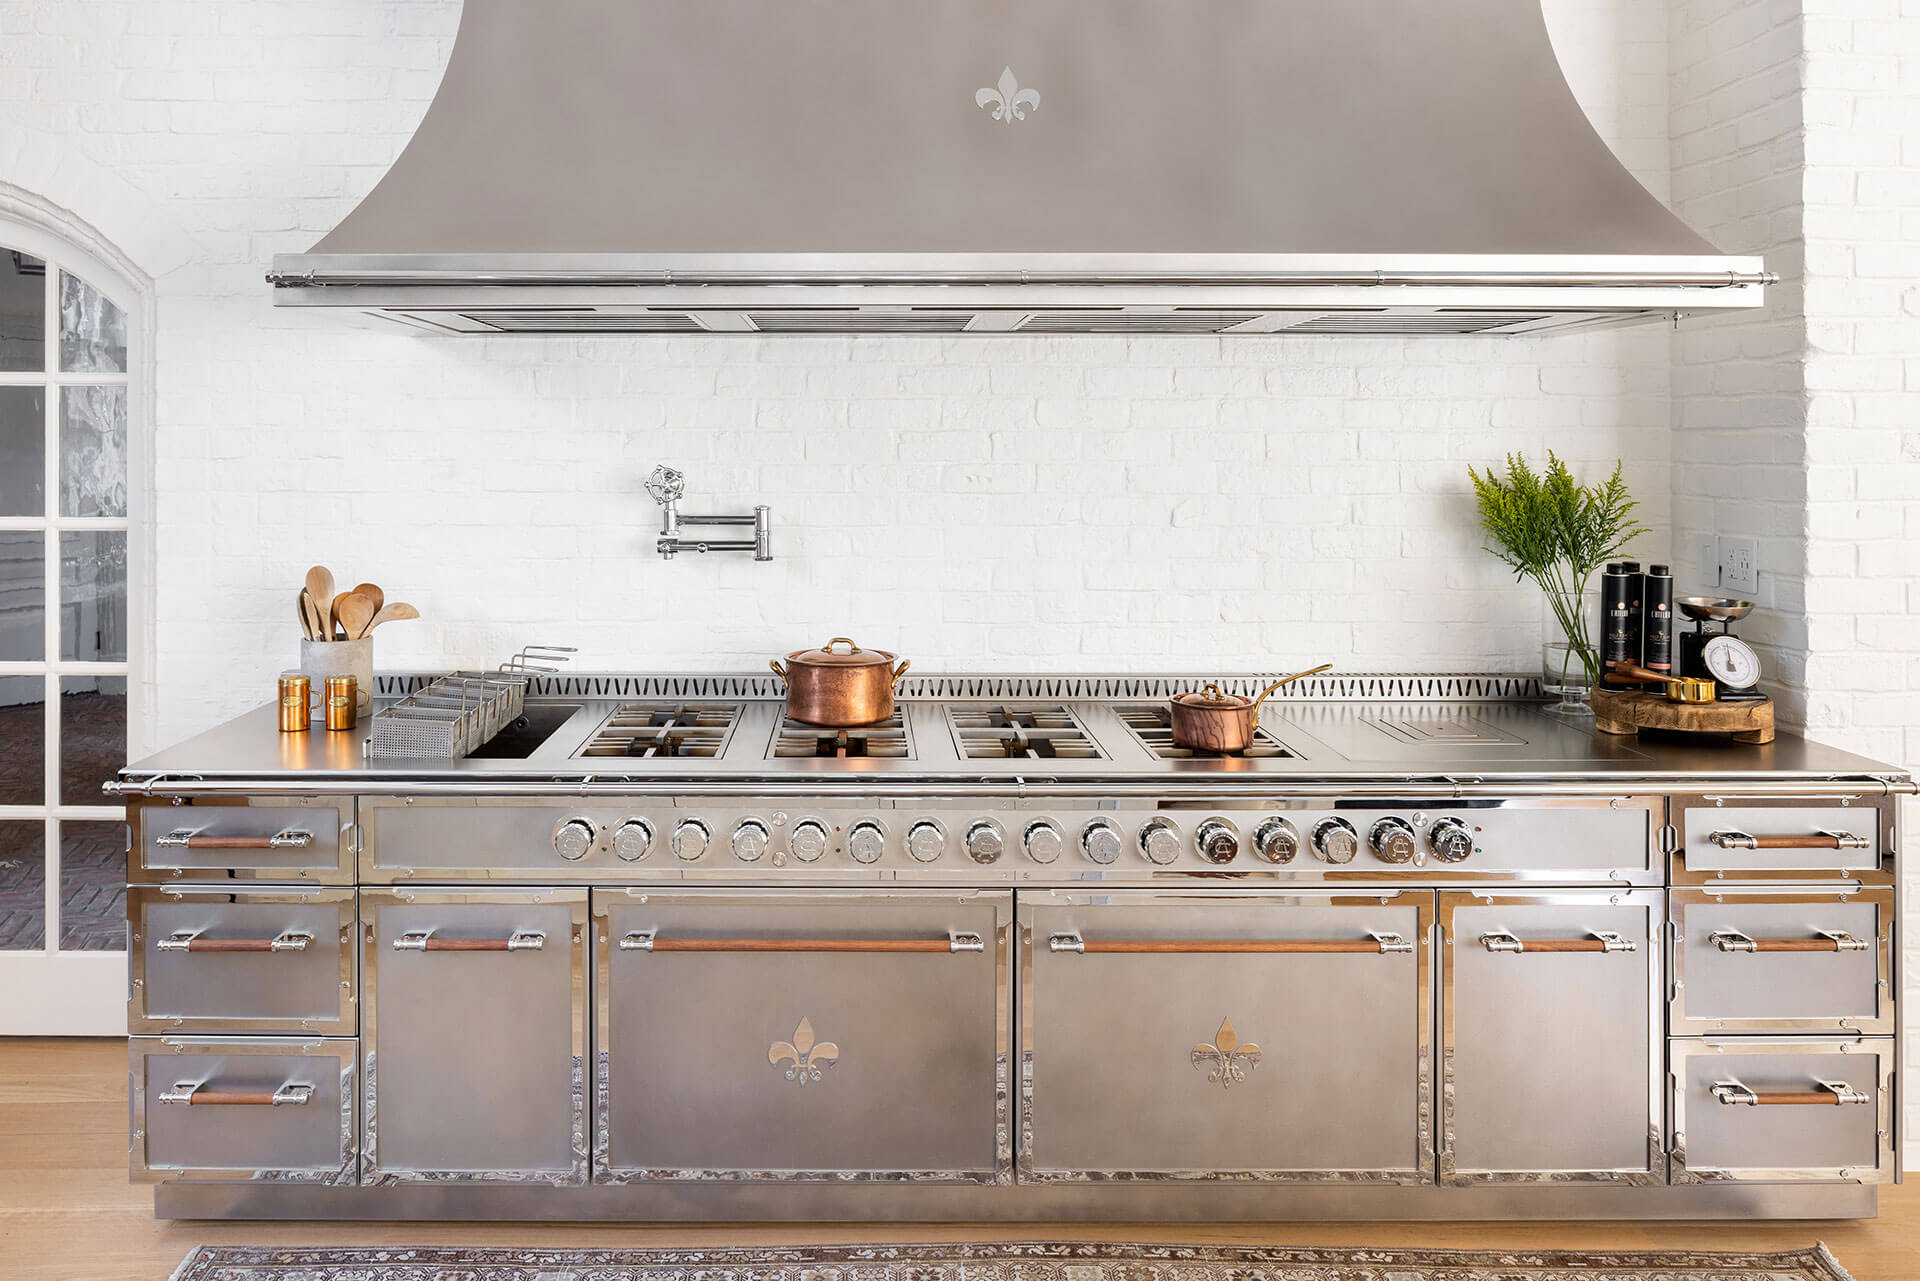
[361, 601, 420, 635]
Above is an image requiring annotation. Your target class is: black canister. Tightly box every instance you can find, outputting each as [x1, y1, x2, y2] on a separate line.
[1642, 563, 1674, 674]
[1620, 561, 1643, 668]
[1601, 562, 1634, 670]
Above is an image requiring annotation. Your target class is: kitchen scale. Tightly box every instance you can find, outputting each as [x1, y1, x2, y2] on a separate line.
[1676, 596, 1765, 700]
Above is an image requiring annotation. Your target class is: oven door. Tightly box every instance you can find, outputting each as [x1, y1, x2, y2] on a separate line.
[1020, 889, 1432, 1184]
[1438, 890, 1662, 1185]
[594, 888, 1009, 1183]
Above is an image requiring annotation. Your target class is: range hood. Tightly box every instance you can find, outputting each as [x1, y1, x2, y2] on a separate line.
[269, 0, 1770, 337]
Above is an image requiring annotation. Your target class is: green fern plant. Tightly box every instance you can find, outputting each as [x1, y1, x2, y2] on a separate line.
[1468, 453, 1648, 688]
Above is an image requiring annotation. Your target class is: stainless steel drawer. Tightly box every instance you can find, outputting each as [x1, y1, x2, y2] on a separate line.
[1670, 888, 1892, 1035]
[130, 1036, 357, 1185]
[1673, 797, 1891, 886]
[130, 796, 355, 884]
[361, 888, 588, 1186]
[1671, 1038, 1893, 1183]
[1021, 889, 1433, 1183]
[1438, 890, 1662, 1186]
[594, 888, 1009, 1183]
[130, 887, 357, 1035]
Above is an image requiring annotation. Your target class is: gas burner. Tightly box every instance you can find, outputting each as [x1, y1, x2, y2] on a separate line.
[1115, 704, 1297, 760]
[579, 702, 741, 758]
[947, 705, 1103, 760]
[771, 711, 913, 759]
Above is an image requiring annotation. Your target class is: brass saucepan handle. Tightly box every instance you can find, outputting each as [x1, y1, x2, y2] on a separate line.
[1247, 663, 1334, 712]
[157, 1082, 314, 1106]
[824, 637, 860, 653]
[768, 659, 787, 688]
[1711, 1078, 1870, 1107]
[1710, 929, 1868, 953]
[1479, 930, 1637, 953]
[620, 928, 983, 954]
[1048, 931, 1411, 955]
[892, 659, 911, 688]
[1708, 829, 1869, 851]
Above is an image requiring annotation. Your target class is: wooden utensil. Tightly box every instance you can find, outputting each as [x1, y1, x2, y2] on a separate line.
[297, 590, 315, 641]
[333, 592, 377, 642]
[352, 582, 385, 613]
[362, 601, 420, 634]
[298, 589, 326, 642]
[304, 566, 335, 636]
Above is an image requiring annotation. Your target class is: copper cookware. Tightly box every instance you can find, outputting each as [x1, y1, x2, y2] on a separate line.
[1169, 664, 1333, 753]
[770, 638, 912, 727]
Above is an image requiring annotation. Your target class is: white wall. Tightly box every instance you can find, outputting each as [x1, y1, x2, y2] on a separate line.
[0, 0, 1674, 747]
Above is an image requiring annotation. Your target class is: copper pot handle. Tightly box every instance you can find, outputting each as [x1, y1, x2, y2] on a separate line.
[893, 659, 911, 689]
[768, 659, 787, 688]
[1248, 663, 1334, 712]
[824, 637, 860, 654]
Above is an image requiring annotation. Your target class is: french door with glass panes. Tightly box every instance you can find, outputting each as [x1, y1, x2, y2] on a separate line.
[0, 221, 141, 1033]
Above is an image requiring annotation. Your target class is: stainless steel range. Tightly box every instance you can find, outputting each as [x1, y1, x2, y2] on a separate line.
[111, 672, 1912, 1222]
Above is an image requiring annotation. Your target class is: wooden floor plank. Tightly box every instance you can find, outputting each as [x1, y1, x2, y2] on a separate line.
[1, 1038, 1913, 1281]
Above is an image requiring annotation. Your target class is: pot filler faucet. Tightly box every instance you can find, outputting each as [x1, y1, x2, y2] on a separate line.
[646, 465, 772, 561]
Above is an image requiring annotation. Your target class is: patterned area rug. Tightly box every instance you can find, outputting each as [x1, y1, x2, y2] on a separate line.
[167, 1240, 1855, 1281]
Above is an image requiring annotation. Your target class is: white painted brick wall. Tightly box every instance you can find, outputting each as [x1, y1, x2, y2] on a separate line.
[0, 0, 1673, 746]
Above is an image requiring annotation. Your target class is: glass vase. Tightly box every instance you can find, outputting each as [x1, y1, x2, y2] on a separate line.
[1541, 640, 1594, 719]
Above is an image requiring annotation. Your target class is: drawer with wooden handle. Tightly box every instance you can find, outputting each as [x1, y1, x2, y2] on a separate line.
[129, 796, 354, 884]
[1672, 798, 1889, 885]
[129, 1036, 357, 1185]
[1670, 1038, 1893, 1184]
[129, 887, 357, 1035]
[1669, 888, 1891, 1035]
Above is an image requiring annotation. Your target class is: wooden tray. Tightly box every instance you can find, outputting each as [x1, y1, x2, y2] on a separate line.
[1590, 687, 1774, 744]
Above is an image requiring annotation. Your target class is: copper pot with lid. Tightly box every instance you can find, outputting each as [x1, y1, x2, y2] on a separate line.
[770, 638, 912, 727]
[1170, 664, 1332, 753]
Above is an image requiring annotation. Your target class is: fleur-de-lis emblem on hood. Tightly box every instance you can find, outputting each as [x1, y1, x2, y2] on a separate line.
[1191, 1017, 1261, 1089]
[769, 1017, 839, 1086]
[976, 67, 1041, 125]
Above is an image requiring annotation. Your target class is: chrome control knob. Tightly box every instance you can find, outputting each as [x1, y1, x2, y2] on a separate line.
[671, 818, 710, 862]
[846, 820, 885, 865]
[612, 818, 654, 862]
[553, 818, 596, 862]
[1139, 818, 1181, 865]
[1312, 817, 1359, 864]
[1429, 817, 1475, 863]
[1195, 818, 1240, 864]
[1369, 817, 1417, 864]
[1024, 820, 1064, 864]
[789, 819, 829, 863]
[906, 820, 946, 863]
[965, 819, 1005, 865]
[732, 818, 770, 863]
[1080, 819, 1122, 865]
[1253, 817, 1298, 863]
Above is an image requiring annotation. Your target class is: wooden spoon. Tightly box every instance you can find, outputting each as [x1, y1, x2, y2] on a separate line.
[299, 589, 327, 642]
[333, 592, 377, 643]
[361, 601, 420, 635]
[351, 582, 385, 613]
[297, 590, 315, 641]
[305, 566, 335, 636]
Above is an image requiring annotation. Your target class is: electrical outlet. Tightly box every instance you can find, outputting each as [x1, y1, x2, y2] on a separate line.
[1690, 533, 1720, 587]
[1721, 535, 1758, 594]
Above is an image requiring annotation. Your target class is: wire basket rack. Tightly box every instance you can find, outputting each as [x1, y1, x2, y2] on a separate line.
[366, 646, 576, 759]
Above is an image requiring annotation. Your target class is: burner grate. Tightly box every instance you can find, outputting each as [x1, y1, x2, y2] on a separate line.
[1114, 704, 1297, 760]
[770, 710, 914, 759]
[947, 704, 1103, 760]
[580, 701, 741, 759]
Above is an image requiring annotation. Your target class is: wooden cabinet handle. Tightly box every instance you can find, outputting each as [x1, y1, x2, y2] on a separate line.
[620, 930, 985, 954]
[1710, 929, 1868, 953]
[155, 828, 314, 851]
[1707, 829, 1869, 851]
[1712, 1079, 1870, 1107]
[157, 1082, 313, 1106]
[157, 929, 313, 953]
[1479, 930, 1637, 953]
[392, 929, 545, 952]
[1047, 931, 1412, 955]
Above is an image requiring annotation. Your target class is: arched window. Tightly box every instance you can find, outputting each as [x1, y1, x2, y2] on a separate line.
[0, 205, 145, 1031]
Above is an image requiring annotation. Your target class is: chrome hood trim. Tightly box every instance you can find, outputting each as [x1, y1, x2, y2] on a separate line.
[271, 0, 1768, 336]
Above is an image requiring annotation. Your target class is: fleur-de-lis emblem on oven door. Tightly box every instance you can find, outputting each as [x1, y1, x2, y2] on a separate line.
[1191, 1017, 1261, 1089]
[976, 67, 1041, 125]
[769, 1017, 839, 1086]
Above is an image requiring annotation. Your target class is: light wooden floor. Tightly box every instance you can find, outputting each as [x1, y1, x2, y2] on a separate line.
[4, 1039, 1916, 1281]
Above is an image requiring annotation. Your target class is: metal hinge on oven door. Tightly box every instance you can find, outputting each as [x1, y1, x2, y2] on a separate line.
[1659, 823, 1677, 856]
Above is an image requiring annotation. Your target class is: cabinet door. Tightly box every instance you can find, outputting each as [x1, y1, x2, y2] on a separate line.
[130, 887, 357, 1035]
[362, 889, 587, 1185]
[131, 1036, 357, 1185]
[1021, 890, 1432, 1183]
[1439, 890, 1661, 1185]
[595, 889, 1008, 1183]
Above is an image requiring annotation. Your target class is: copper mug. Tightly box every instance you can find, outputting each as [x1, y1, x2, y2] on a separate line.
[278, 674, 320, 733]
[325, 675, 359, 731]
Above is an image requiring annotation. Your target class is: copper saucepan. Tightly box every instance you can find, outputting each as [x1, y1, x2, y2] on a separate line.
[770, 637, 911, 727]
[1170, 664, 1333, 753]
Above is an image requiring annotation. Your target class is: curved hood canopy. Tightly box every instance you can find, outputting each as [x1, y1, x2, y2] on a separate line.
[270, 0, 1769, 336]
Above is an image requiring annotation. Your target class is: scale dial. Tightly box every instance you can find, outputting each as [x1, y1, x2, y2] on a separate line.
[1703, 634, 1762, 690]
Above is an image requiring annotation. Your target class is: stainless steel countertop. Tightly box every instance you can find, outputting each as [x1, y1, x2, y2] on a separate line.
[116, 691, 1912, 795]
